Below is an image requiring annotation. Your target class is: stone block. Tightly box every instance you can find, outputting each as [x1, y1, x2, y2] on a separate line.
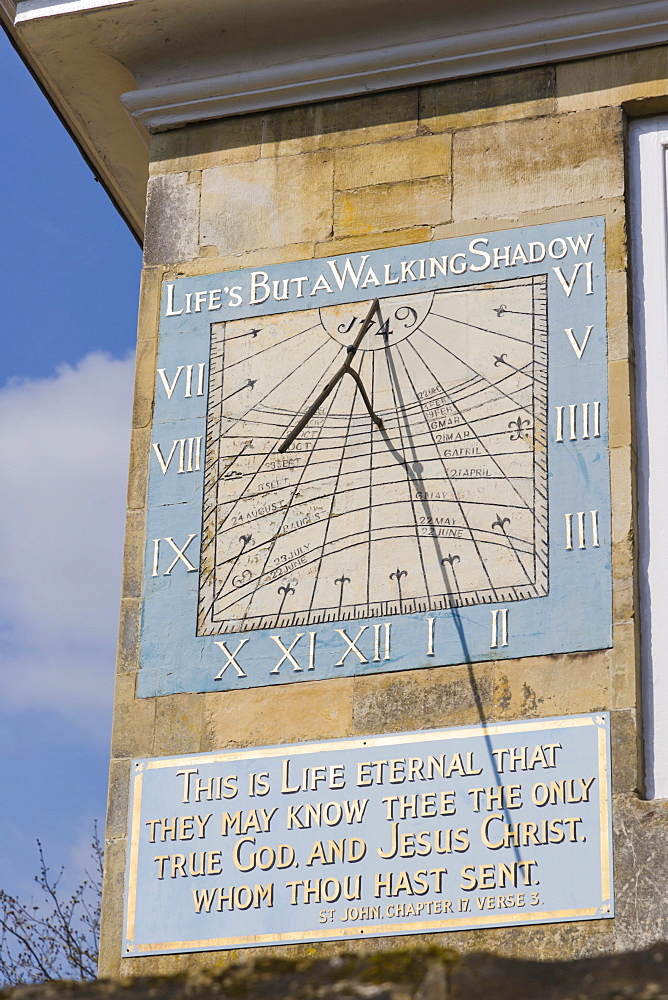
[110, 673, 155, 759]
[205, 677, 354, 747]
[608, 360, 633, 450]
[493, 651, 609, 719]
[152, 693, 207, 755]
[164, 242, 316, 280]
[612, 536, 635, 614]
[352, 662, 494, 734]
[460, 917, 613, 961]
[610, 708, 640, 794]
[421, 66, 556, 132]
[334, 133, 451, 191]
[452, 109, 624, 223]
[314, 226, 432, 258]
[97, 837, 128, 978]
[200, 153, 334, 255]
[603, 201, 628, 273]
[132, 336, 157, 431]
[611, 458, 635, 580]
[613, 573, 635, 627]
[450, 937, 668, 998]
[261, 90, 419, 157]
[120, 951, 216, 979]
[557, 45, 668, 113]
[116, 597, 140, 675]
[334, 177, 450, 237]
[105, 756, 131, 841]
[611, 449, 636, 629]
[611, 622, 638, 711]
[612, 795, 668, 950]
[610, 446, 634, 548]
[135, 265, 163, 342]
[607, 269, 631, 363]
[150, 113, 264, 173]
[121, 508, 146, 601]
[143, 173, 200, 265]
[126, 426, 150, 511]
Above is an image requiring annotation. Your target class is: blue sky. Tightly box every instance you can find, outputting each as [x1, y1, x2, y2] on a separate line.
[0, 30, 141, 898]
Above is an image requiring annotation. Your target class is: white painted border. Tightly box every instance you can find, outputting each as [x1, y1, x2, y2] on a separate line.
[629, 117, 668, 799]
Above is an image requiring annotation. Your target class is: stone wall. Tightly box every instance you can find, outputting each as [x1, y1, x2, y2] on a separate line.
[11, 945, 668, 1000]
[100, 46, 668, 977]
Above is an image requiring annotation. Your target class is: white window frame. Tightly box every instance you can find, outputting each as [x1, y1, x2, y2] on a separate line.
[629, 117, 668, 799]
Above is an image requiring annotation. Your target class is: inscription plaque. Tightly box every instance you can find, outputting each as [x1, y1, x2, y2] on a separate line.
[123, 713, 613, 956]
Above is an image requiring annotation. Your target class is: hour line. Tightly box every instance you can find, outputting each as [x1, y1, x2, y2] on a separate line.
[417, 321, 535, 417]
[366, 350, 376, 609]
[382, 342, 432, 604]
[305, 351, 369, 618]
[430, 310, 532, 345]
[392, 344, 497, 598]
[201, 337, 341, 623]
[214, 334, 334, 439]
[400, 337, 547, 584]
[224, 321, 320, 369]
[212, 361, 351, 620]
[405, 337, 546, 547]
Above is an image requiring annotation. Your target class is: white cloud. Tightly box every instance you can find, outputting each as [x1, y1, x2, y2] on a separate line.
[0, 353, 135, 730]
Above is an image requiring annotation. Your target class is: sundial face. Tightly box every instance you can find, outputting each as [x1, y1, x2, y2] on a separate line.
[198, 278, 547, 635]
[139, 219, 611, 696]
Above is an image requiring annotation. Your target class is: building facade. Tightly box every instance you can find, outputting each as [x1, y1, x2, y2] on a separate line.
[4, 0, 668, 977]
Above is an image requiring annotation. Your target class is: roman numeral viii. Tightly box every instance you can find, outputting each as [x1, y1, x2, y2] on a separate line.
[152, 437, 203, 475]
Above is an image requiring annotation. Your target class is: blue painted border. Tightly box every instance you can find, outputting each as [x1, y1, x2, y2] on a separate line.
[139, 218, 610, 696]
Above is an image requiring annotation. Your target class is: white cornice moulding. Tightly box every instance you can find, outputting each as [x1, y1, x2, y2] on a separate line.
[121, 1, 668, 130]
[15, 0, 133, 20]
[0, 0, 17, 22]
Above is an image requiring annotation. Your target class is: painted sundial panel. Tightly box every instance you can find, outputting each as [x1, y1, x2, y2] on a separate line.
[138, 219, 610, 697]
[198, 278, 548, 634]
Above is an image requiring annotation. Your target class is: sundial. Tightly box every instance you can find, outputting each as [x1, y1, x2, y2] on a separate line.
[139, 219, 610, 695]
[198, 277, 547, 635]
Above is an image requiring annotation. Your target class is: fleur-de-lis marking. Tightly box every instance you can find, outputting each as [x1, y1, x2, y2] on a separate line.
[492, 514, 510, 533]
[335, 575, 351, 607]
[441, 553, 460, 567]
[224, 378, 258, 403]
[390, 568, 407, 608]
[441, 553, 461, 598]
[277, 581, 297, 615]
[508, 416, 530, 441]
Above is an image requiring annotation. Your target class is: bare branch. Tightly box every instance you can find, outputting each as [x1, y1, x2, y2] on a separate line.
[0, 823, 103, 986]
